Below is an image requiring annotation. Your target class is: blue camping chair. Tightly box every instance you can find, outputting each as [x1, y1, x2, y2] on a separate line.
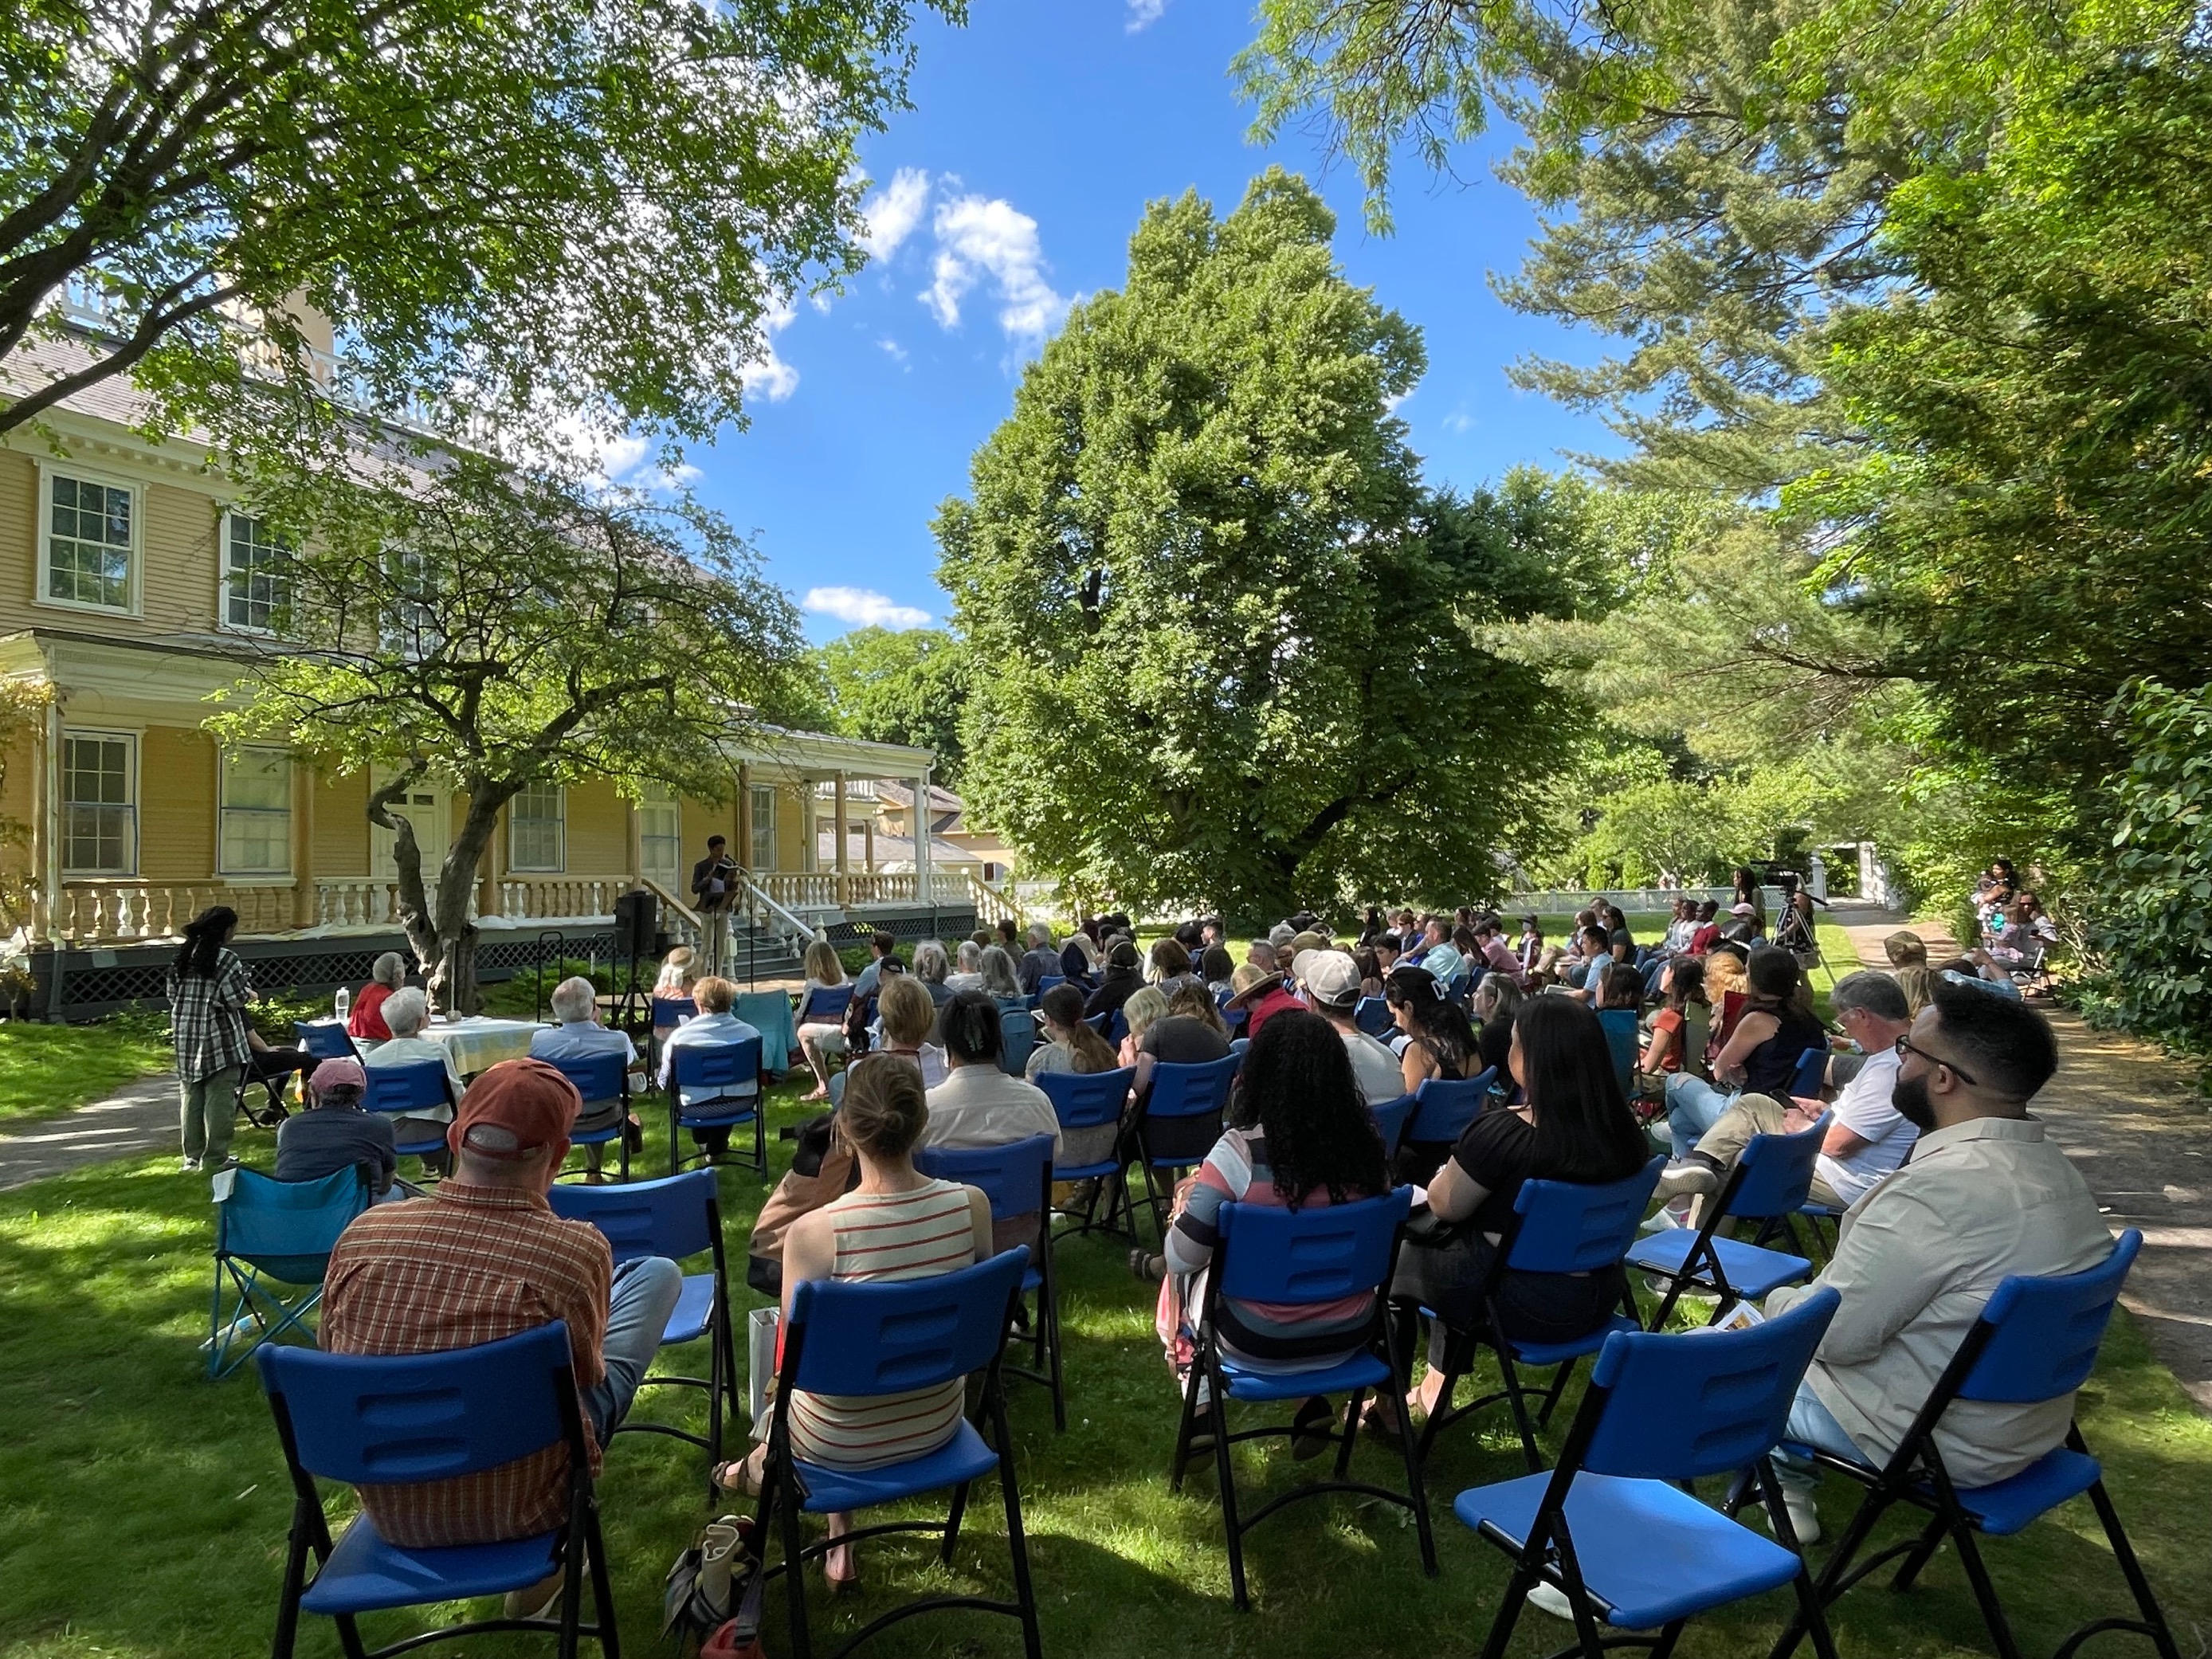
[1414, 1159, 1666, 1470]
[998, 1005, 1036, 1076]
[1171, 1189, 1436, 1610]
[751, 1249, 1041, 1659]
[1370, 1092, 1417, 1159]
[1454, 1289, 1844, 1659]
[1597, 1008, 1641, 1099]
[208, 1167, 369, 1380]
[1773, 1230, 2180, 1659]
[1036, 1065, 1135, 1237]
[1353, 995, 1394, 1039]
[916, 1134, 1064, 1429]
[543, 1049, 632, 1185]
[666, 1034, 765, 1176]
[294, 1020, 359, 1064]
[1131, 1054, 1239, 1241]
[547, 1169, 738, 1499]
[1627, 1116, 1826, 1328]
[360, 1057, 456, 1171]
[258, 1324, 615, 1659]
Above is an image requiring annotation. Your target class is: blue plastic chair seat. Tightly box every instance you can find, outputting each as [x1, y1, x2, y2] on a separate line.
[1946, 1447, 2104, 1537]
[790, 1418, 1001, 1514]
[1217, 1348, 1390, 1404]
[1508, 1313, 1641, 1370]
[1054, 1157, 1120, 1182]
[664, 1273, 716, 1347]
[1455, 1470, 1803, 1630]
[1626, 1229, 1812, 1300]
[300, 1514, 562, 1615]
[676, 1100, 759, 1129]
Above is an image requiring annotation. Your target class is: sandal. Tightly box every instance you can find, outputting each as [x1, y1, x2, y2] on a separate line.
[825, 1534, 861, 1595]
[1128, 1249, 1164, 1282]
[712, 1457, 765, 1499]
[1291, 1395, 1335, 1461]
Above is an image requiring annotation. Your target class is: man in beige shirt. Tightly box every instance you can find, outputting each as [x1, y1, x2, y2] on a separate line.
[1763, 981, 2111, 1543]
[920, 990, 1063, 1160]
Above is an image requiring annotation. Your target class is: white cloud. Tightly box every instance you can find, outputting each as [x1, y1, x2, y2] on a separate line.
[590, 433, 703, 492]
[861, 168, 931, 261]
[739, 293, 800, 402]
[1126, 0, 1167, 29]
[1441, 410, 1476, 434]
[804, 586, 933, 629]
[877, 337, 909, 365]
[924, 194, 1065, 343]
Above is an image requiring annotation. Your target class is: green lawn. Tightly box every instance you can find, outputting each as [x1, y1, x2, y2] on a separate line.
[0, 1017, 172, 1125]
[2, 1071, 2207, 1659]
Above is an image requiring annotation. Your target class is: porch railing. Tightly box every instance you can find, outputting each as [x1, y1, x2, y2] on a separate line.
[755, 871, 840, 912]
[966, 870, 1026, 928]
[45, 881, 293, 944]
[739, 874, 823, 958]
[496, 878, 618, 921]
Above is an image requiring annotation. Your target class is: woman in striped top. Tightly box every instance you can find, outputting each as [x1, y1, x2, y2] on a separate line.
[1156, 1010, 1390, 1455]
[716, 1054, 991, 1589]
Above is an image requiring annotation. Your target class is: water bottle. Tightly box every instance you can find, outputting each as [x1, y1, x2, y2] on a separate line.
[334, 985, 350, 1023]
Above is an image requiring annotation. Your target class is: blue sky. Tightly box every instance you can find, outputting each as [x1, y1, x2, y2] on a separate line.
[665, 0, 1622, 644]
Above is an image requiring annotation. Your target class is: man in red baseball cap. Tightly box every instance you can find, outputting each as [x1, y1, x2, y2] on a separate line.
[322, 1059, 682, 1610]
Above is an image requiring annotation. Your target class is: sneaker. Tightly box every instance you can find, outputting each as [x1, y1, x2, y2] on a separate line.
[1652, 1162, 1720, 1203]
[1639, 1194, 1696, 1234]
[180, 1157, 202, 1173]
[1776, 1485, 1822, 1547]
[1526, 1579, 1650, 1633]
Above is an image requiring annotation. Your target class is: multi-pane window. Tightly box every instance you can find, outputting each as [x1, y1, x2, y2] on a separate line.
[219, 747, 292, 874]
[45, 475, 133, 610]
[509, 782, 564, 872]
[749, 785, 777, 872]
[61, 733, 135, 873]
[639, 786, 680, 888]
[225, 512, 289, 632]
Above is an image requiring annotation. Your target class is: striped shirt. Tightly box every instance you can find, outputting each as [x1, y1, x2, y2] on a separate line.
[320, 1182, 613, 1547]
[786, 1179, 976, 1470]
[166, 949, 254, 1083]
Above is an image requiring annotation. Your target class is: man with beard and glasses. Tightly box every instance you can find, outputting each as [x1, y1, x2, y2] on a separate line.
[1757, 982, 2111, 1544]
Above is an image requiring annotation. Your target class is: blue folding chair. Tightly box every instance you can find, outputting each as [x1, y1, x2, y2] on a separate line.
[360, 1058, 456, 1173]
[1397, 1067, 1497, 1177]
[1627, 1116, 1826, 1328]
[543, 1049, 631, 1184]
[751, 1249, 1041, 1659]
[295, 1020, 359, 1064]
[1455, 1288, 1843, 1659]
[916, 1134, 1065, 1430]
[1370, 1092, 1417, 1159]
[1353, 995, 1394, 1039]
[794, 982, 854, 1027]
[1131, 1054, 1239, 1241]
[1598, 1008, 1641, 1099]
[1414, 1159, 1665, 1470]
[1217, 987, 1249, 1037]
[546, 1169, 738, 1500]
[1771, 1047, 1846, 1255]
[1774, 1230, 2180, 1659]
[998, 1004, 1036, 1076]
[666, 1035, 765, 1176]
[1036, 1065, 1135, 1237]
[1790, 1045, 1830, 1101]
[1035, 973, 1065, 998]
[208, 1167, 369, 1380]
[1171, 1189, 1436, 1610]
[258, 1324, 616, 1659]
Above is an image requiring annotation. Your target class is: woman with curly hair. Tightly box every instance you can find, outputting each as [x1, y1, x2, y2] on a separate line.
[1151, 1010, 1391, 1455]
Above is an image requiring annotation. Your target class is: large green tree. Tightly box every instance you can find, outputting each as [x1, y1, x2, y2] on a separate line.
[0, 0, 955, 441]
[815, 626, 967, 782]
[936, 171, 1589, 923]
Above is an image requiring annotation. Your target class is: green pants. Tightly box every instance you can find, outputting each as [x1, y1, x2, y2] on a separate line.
[179, 1065, 244, 1167]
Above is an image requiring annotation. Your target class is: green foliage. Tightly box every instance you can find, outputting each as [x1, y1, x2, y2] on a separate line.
[937, 172, 1586, 922]
[0, 0, 959, 442]
[815, 626, 968, 782]
[479, 957, 618, 1020]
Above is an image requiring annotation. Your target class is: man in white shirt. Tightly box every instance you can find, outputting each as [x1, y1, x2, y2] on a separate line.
[921, 991, 1063, 1159]
[1652, 971, 1917, 1214]
[657, 975, 762, 1159]
[1299, 949, 1403, 1105]
[529, 975, 644, 1180]
[360, 986, 464, 1171]
[1763, 982, 2112, 1541]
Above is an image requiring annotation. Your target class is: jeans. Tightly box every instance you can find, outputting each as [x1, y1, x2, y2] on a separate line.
[582, 1256, 685, 1445]
[179, 1065, 244, 1166]
[1665, 1071, 1738, 1157]
[1775, 1379, 1874, 1498]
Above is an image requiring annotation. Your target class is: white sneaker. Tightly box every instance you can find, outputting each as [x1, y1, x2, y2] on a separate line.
[1526, 1579, 1650, 1634]
[1781, 1486, 1822, 1547]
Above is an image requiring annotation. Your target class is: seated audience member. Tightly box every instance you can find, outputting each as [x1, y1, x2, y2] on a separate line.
[1564, 924, 1614, 994]
[1202, 916, 1226, 949]
[873, 975, 950, 1088]
[1134, 979, 1235, 1107]
[1474, 919, 1521, 983]
[1885, 930, 1928, 970]
[1593, 960, 1645, 1013]
[1659, 898, 1700, 959]
[1936, 953, 2026, 1001]
[1354, 946, 1386, 1001]
[1375, 933, 1402, 976]
[1687, 900, 1723, 955]
[1702, 943, 1750, 1042]
[1470, 972, 1523, 1078]
[912, 939, 955, 1009]
[323, 1058, 684, 1611]
[529, 975, 645, 1181]
[1268, 920, 1299, 954]
[946, 939, 986, 994]
[1720, 901, 1762, 944]
[1244, 939, 1280, 974]
[657, 975, 763, 1159]
[922, 991, 1062, 1257]
[1359, 905, 1389, 947]
[1895, 964, 1939, 1017]
[652, 948, 700, 1043]
[1516, 916, 1544, 980]
[1117, 986, 1171, 1071]
[1306, 950, 1405, 1104]
[276, 1058, 397, 1196]
[1385, 965, 1484, 1182]
[794, 939, 852, 1102]
[1147, 937, 1194, 986]
[362, 987, 464, 1170]
[714, 1057, 994, 1590]
[1655, 971, 1917, 1218]
[851, 931, 900, 1002]
[1637, 956, 1709, 1086]
[1422, 920, 1471, 993]
[996, 916, 1022, 955]
[1017, 923, 1060, 994]
[1152, 1010, 1392, 1449]
[1027, 983, 1122, 1081]
[1762, 985, 2111, 1542]
[1200, 944, 1238, 999]
[1226, 961, 1300, 1041]
[347, 951, 407, 1045]
[1057, 927, 1101, 990]
[1376, 997, 1651, 1434]
[976, 945, 1027, 1010]
[1663, 947, 1825, 1158]
[1083, 939, 1146, 1022]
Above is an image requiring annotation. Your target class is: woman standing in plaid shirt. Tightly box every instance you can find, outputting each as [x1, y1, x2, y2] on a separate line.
[167, 905, 306, 1171]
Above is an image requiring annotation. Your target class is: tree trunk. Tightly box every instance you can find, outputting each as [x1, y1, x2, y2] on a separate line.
[368, 769, 518, 1015]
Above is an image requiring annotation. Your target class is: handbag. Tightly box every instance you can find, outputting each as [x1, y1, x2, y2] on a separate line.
[663, 1515, 755, 1641]
[701, 1569, 769, 1659]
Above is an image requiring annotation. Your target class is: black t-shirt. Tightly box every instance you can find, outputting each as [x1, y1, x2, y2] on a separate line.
[1477, 1014, 1512, 1080]
[1139, 1015, 1232, 1066]
[1610, 924, 1636, 951]
[1083, 969, 1143, 1019]
[1449, 1108, 1641, 1237]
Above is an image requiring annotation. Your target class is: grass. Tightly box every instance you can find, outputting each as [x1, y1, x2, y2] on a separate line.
[0, 1016, 172, 1125]
[2, 1069, 2210, 1659]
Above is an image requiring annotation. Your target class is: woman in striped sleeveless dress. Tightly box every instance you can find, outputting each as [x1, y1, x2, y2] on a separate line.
[716, 1054, 991, 1588]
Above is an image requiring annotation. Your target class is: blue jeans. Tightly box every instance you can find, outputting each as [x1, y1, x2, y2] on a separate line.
[582, 1255, 684, 1444]
[1665, 1072, 1737, 1155]
[1775, 1379, 1874, 1497]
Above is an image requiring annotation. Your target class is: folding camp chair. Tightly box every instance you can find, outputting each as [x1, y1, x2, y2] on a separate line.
[1170, 1188, 1436, 1610]
[1130, 1054, 1239, 1241]
[1415, 1158, 1666, 1471]
[360, 1057, 456, 1181]
[751, 1249, 1042, 1659]
[547, 1169, 738, 1500]
[1768, 1230, 2180, 1659]
[1037, 1065, 1135, 1238]
[667, 1034, 765, 1176]
[1455, 1289, 1844, 1659]
[543, 1049, 632, 1184]
[998, 1005, 1036, 1075]
[1627, 1116, 1826, 1329]
[1597, 1008, 1641, 1100]
[259, 1323, 618, 1659]
[208, 1167, 369, 1380]
[916, 1134, 1065, 1429]
[1354, 995, 1394, 1039]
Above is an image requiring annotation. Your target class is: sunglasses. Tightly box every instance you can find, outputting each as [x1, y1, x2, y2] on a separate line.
[1894, 1033, 1979, 1088]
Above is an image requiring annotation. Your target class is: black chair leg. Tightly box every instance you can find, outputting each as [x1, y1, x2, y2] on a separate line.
[1951, 1522, 2029, 1659]
[1535, 1359, 1576, 1430]
[1478, 1564, 1533, 1659]
[584, 1500, 622, 1659]
[1888, 1512, 1948, 1590]
[994, 1388, 1045, 1659]
[2086, 1477, 2184, 1659]
[1169, 1362, 1206, 1492]
[1332, 1387, 1363, 1481]
[1496, 1345, 1543, 1473]
[1382, 1320, 1438, 1577]
[334, 1616, 371, 1659]
[941, 1479, 973, 1564]
[1210, 1360, 1249, 1610]
[779, 1460, 814, 1659]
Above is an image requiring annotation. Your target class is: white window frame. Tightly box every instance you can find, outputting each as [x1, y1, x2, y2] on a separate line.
[748, 785, 777, 872]
[36, 463, 140, 617]
[59, 728, 139, 876]
[218, 745, 293, 877]
[219, 508, 291, 635]
[508, 782, 566, 873]
[638, 785, 681, 888]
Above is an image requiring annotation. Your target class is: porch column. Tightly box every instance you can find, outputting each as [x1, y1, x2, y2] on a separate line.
[863, 813, 875, 875]
[291, 758, 317, 928]
[33, 697, 59, 939]
[833, 771, 848, 904]
[625, 791, 642, 888]
[914, 771, 931, 900]
[735, 763, 752, 872]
